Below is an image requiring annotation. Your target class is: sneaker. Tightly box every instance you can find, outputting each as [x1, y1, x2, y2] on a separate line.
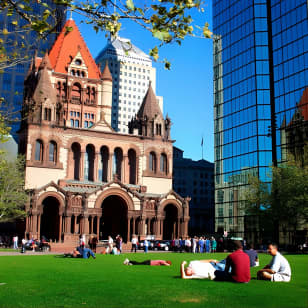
[123, 258, 130, 265]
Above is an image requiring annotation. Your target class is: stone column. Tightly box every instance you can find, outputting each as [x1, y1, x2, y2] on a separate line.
[123, 155, 128, 184]
[96, 216, 100, 237]
[127, 216, 131, 243]
[37, 215, 41, 238]
[160, 219, 164, 238]
[65, 216, 71, 234]
[84, 215, 89, 235]
[139, 217, 146, 239]
[132, 217, 136, 236]
[26, 215, 30, 233]
[177, 218, 181, 239]
[32, 214, 38, 235]
[108, 153, 113, 181]
[93, 152, 99, 182]
[80, 151, 85, 180]
[58, 215, 62, 242]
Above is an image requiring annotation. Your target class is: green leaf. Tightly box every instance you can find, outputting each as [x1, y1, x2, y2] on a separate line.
[126, 0, 134, 10]
[152, 29, 172, 42]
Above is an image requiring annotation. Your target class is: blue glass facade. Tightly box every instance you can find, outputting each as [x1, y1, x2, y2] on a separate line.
[213, 0, 308, 236]
[0, 3, 66, 141]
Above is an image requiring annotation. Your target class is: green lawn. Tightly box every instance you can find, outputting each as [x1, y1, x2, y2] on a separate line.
[0, 252, 307, 308]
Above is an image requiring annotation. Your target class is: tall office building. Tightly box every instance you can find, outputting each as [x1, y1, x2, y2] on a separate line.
[96, 37, 163, 133]
[0, 2, 65, 140]
[213, 0, 308, 239]
[173, 147, 215, 235]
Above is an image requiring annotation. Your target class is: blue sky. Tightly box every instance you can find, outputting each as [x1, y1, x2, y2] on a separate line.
[74, 1, 214, 162]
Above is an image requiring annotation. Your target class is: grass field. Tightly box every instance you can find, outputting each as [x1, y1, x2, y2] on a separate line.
[0, 252, 307, 308]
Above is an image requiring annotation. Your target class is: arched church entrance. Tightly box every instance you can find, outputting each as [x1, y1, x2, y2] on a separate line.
[100, 195, 128, 242]
[163, 204, 178, 240]
[40, 196, 60, 242]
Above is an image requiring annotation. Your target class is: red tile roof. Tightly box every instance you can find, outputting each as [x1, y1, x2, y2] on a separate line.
[48, 19, 101, 79]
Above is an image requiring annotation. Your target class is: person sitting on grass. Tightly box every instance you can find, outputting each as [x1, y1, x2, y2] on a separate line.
[214, 240, 251, 283]
[257, 243, 291, 282]
[123, 259, 171, 266]
[244, 243, 259, 267]
[181, 259, 225, 280]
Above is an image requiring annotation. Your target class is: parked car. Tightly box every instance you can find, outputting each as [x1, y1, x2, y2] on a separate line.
[139, 240, 155, 250]
[154, 240, 170, 251]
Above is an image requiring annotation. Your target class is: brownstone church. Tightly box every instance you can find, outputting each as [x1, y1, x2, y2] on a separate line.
[19, 18, 190, 245]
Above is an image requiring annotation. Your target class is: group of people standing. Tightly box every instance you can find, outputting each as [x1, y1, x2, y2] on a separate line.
[170, 236, 217, 253]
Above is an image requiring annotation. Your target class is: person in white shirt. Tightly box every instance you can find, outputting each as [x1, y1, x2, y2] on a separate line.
[131, 235, 138, 253]
[257, 243, 291, 282]
[181, 259, 224, 280]
[107, 236, 113, 254]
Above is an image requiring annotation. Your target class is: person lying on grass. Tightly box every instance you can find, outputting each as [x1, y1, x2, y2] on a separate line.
[64, 246, 96, 259]
[181, 259, 225, 279]
[123, 258, 171, 266]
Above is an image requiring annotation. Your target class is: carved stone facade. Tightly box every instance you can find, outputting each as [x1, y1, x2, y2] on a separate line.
[20, 18, 189, 243]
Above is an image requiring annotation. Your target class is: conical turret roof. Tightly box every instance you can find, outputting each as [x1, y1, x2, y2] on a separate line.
[137, 83, 163, 119]
[48, 19, 101, 79]
[33, 67, 56, 104]
[101, 61, 112, 81]
[39, 52, 52, 70]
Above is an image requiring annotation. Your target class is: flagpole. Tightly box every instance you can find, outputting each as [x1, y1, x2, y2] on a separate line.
[201, 136, 204, 160]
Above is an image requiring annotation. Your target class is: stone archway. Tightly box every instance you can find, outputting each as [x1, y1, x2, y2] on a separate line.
[99, 195, 128, 242]
[163, 203, 178, 240]
[40, 196, 60, 242]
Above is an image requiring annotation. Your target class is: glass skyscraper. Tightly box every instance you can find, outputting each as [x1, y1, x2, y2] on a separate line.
[213, 0, 308, 238]
[0, 2, 65, 141]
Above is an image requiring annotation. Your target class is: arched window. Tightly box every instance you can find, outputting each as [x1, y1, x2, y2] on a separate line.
[44, 108, 51, 121]
[149, 152, 156, 172]
[71, 142, 81, 180]
[35, 140, 43, 161]
[113, 147, 123, 180]
[71, 83, 81, 103]
[49, 141, 57, 163]
[86, 86, 90, 101]
[84, 144, 95, 181]
[91, 87, 96, 103]
[128, 149, 137, 184]
[160, 154, 167, 174]
[57, 81, 61, 96]
[99, 146, 109, 182]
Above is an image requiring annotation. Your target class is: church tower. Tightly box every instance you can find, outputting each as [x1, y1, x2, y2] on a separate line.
[128, 82, 171, 140]
[19, 18, 189, 246]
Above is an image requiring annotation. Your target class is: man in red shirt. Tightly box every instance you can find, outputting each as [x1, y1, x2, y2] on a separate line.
[214, 241, 250, 283]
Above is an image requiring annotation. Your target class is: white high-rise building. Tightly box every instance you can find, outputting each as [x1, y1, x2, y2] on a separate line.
[96, 36, 163, 133]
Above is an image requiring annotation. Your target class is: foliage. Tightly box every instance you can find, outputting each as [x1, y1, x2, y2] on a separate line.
[0, 152, 27, 222]
[0, 111, 10, 144]
[0, 253, 307, 308]
[245, 157, 308, 232]
[0, 0, 212, 70]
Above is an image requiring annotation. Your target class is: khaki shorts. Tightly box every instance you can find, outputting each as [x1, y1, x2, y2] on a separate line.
[271, 273, 291, 282]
